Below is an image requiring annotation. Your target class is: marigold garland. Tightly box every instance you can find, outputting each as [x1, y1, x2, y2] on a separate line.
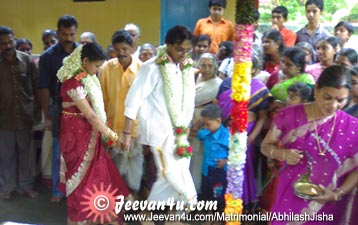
[225, 0, 255, 224]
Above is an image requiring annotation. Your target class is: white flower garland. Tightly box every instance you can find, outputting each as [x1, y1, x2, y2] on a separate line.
[156, 45, 194, 156]
[80, 75, 106, 124]
[160, 64, 191, 127]
[57, 46, 83, 83]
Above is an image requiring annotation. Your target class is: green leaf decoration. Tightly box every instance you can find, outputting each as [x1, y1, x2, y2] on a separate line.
[236, 0, 255, 24]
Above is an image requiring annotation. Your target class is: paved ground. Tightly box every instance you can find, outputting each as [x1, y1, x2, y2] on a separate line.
[0, 182, 266, 225]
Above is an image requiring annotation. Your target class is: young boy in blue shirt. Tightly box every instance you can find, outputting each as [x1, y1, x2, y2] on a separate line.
[197, 104, 229, 210]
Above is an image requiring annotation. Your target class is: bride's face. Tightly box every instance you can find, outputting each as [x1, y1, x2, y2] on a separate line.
[84, 58, 105, 75]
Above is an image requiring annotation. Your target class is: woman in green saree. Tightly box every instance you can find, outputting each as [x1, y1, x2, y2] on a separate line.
[268, 47, 315, 103]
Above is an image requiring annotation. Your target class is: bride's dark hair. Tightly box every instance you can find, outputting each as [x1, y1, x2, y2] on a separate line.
[81, 42, 106, 62]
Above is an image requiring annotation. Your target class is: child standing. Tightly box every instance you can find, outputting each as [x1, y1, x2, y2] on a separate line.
[295, 0, 330, 53]
[197, 104, 229, 210]
[286, 82, 313, 106]
[271, 6, 297, 47]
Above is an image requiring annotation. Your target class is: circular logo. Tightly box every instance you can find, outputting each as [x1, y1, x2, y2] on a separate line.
[81, 183, 118, 223]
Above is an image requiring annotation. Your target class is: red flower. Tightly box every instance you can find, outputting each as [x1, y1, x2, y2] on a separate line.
[187, 146, 193, 153]
[74, 71, 88, 81]
[230, 100, 249, 133]
[107, 139, 114, 147]
[177, 147, 185, 156]
[175, 127, 184, 134]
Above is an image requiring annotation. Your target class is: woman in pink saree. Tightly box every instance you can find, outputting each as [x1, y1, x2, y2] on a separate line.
[262, 65, 358, 225]
[57, 43, 130, 224]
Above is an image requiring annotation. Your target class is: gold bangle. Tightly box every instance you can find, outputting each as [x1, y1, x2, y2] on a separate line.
[282, 151, 287, 161]
[334, 192, 339, 201]
[270, 148, 275, 159]
[111, 132, 119, 142]
[334, 188, 344, 201]
[104, 127, 111, 137]
[104, 127, 118, 141]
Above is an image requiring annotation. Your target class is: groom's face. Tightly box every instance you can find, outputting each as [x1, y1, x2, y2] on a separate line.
[167, 39, 193, 63]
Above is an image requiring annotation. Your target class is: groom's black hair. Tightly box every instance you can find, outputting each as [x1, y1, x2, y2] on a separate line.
[165, 25, 193, 45]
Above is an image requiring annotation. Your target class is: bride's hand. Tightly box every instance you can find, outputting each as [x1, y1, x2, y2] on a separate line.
[119, 133, 131, 151]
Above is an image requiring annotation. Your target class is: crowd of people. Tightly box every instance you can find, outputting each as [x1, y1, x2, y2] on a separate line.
[1, 0, 358, 224]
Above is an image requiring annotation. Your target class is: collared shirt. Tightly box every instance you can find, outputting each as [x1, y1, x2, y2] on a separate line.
[38, 43, 78, 99]
[218, 57, 233, 77]
[194, 16, 235, 54]
[124, 57, 195, 146]
[99, 57, 142, 137]
[280, 26, 297, 47]
[197, 125, 229, 176]
[0, 51, 38, 130]
[296, 25, 330, 48]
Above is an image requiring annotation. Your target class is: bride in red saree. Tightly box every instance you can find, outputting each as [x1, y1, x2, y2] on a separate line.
[57, 43, 130, 224]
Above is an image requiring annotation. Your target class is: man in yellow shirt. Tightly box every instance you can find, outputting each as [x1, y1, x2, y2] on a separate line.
[194, 0, 234, 54]
[99, 30, 143, 194]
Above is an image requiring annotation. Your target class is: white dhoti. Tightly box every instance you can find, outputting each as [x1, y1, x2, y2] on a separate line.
[189, 137, 203, 193]
[148, 134, 197, 204]
[113, 138, 143, 192]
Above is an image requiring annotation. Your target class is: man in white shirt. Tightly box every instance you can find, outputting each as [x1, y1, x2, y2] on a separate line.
[121, 25, 197, 214]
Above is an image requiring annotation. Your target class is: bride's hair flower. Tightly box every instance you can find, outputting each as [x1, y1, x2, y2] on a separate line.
[57, 45, 83, 82]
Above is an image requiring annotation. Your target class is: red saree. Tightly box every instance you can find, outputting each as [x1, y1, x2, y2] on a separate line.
[59, 78, 130, 222]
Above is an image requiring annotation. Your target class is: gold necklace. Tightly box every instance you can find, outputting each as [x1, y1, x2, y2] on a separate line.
[313, 113, 336, 156]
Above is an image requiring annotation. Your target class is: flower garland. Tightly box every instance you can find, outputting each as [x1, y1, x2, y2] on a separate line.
[57, 45, 107, 135]
[156, 45, 194, 158]
[79, 73, 106, 124]
[225, 1, 255, 225]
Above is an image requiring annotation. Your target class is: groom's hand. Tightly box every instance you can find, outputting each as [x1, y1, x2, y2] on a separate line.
[119, 132, 131, 151]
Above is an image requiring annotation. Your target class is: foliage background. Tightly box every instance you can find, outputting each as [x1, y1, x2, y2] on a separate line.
[258, 0, 358, 33]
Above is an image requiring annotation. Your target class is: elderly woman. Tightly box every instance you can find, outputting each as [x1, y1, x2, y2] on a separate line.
[139, 43, 156, 62]
[189, 53, 222, 193]
[262, 65, 358, 225]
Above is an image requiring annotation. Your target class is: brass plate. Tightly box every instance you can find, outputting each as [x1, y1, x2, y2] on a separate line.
[294, 182, 323, 200]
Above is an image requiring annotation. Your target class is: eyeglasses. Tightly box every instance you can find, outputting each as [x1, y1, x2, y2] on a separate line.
[173, 45, 193, 55]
